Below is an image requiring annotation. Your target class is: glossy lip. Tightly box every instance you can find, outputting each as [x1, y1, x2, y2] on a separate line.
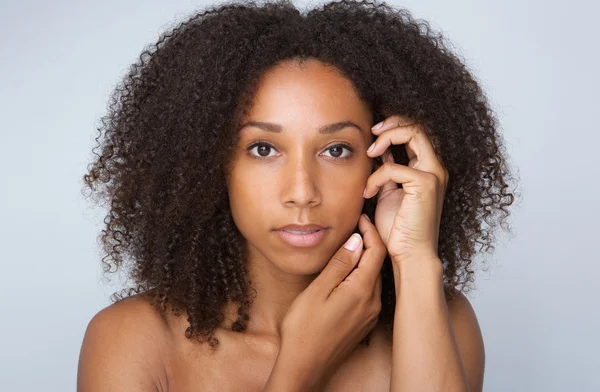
[275, 228, 328, 247]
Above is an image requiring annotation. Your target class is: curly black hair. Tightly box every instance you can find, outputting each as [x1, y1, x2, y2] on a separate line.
[82, 0, 517, 350]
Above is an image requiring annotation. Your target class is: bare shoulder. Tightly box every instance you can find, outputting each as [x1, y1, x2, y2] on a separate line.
[445, 289, 485, 358]
[77, 294, 170, 392]
[445, 289, 486, 392]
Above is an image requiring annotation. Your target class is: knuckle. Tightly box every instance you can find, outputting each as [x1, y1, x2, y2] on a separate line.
[382, 162, 395, 172]
[331, 254, 353, 270]
[396, 116, 414, 128]
[352, 283, 370, 303]
[411, 123, 425, 135]
[422, 172, 439, 189]
[389, 114, 401, 123]
[410, 126, 421, 138]
[347, 285, 365, 302]
[412, 187, 425, 200]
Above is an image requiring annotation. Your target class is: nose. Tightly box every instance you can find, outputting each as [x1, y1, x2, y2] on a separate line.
[281, 155, 322, 208]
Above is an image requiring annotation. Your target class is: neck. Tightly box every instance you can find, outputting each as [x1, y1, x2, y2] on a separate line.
[222, 243, 319, 340]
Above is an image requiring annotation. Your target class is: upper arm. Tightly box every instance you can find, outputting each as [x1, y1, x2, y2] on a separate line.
[446, 290, 486, 392]
[77, 297, 168, 392]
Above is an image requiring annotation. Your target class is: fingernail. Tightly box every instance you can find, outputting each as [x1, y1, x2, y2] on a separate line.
[363, 214, 371, 222]
[367, 142, 375, 153]
[372, 121, 384, 130]
[344, 233, 361, 251]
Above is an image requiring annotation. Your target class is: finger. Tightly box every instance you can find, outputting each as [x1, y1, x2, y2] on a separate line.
[357, 214, 383, 252]
[371, 114, 415, 136]
[363, 161, 442, 200]
[357, 214, 386, 270]
[373, 149, 398, 202]
[368, 122, 444, 180]
[311, 233, 363, 298]
[347, 214, 386, 287]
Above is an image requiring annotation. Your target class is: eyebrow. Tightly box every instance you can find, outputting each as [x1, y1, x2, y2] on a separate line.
[239, 120, 364, 135]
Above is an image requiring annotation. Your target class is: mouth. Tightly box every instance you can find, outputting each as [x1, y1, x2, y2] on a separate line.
[275, 228, 328, 247]
[281, 229, 321, 234]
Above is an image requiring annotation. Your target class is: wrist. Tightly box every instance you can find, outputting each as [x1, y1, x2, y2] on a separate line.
[391, 254, 444, 292]
[264, 347, 320, 392]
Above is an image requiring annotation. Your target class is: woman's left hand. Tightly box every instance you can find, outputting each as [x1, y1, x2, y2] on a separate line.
[364, 115, 449, 265]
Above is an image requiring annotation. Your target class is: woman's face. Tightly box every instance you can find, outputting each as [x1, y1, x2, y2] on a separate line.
[227, 59, 374, 276]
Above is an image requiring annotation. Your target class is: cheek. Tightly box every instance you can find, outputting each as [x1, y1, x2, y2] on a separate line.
[227, 170, 274, 229]
[325, 171, 368, 216]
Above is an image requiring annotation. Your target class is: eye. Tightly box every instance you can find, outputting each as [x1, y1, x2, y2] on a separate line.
[322, 144, 353, 160]
[246, 142, 354, 160]
[247, 142, 279, 158]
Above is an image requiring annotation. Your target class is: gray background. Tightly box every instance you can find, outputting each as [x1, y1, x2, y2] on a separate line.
[1, 0, 598, 390]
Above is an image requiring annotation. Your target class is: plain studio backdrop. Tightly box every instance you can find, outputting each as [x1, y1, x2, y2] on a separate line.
[1, 0, 598, 390]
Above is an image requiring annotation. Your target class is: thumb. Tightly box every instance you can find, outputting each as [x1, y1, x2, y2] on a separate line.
[311, 233, 363, 298]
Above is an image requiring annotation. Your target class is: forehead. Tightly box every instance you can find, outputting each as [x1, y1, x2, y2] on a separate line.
[241, 60, 372, 135]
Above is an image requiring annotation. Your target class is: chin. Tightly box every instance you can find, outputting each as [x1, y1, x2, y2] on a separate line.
[275, 252, 331, 275]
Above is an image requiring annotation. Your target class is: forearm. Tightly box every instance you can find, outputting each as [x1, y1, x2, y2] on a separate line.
[390, 258, 469, 392]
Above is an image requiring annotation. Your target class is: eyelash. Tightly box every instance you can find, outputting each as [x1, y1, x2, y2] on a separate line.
[247, 141, 354, 160]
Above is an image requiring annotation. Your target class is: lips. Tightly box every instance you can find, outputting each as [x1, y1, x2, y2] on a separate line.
[275, 228, 328, 247]
[276, 224, 326, 232]
[273, 223, 329, 247]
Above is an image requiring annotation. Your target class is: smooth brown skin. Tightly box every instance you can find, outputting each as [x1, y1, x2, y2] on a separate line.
[77, 60, 484, 391]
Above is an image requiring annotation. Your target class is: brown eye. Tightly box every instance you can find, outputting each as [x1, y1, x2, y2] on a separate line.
[257, 144, 270, 156]
[248, 142, 278, 158]
[322, 144, 353, 159]
[328, 146, 344, 158]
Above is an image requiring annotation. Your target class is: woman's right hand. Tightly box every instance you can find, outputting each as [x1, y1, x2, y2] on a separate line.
[277, 213, 388, 389]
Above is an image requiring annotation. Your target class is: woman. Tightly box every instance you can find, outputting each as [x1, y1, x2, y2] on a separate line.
[78, 0, 515, 390]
